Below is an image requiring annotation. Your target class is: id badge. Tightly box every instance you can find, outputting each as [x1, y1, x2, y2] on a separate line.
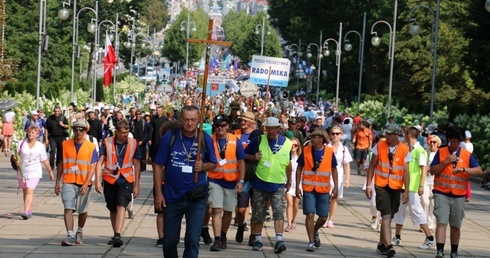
[71, 166, 79, 172]
[264, 161, 271, 168]
[219, 159, 227, 166]
[182, 165, 193, 173]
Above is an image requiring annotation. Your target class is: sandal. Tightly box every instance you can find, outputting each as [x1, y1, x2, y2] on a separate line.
[284, 225, 293, 232]
[291, 221, 297, 230]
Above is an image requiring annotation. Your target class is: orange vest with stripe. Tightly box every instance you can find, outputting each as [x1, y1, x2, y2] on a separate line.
[62, 139, 96, 185]
[209, 133, 240, 181]
[301, 145, 333, 194]
[102, 137, 137, 184]
[434, 147, 470, 196]
[374, 141, 409, 190]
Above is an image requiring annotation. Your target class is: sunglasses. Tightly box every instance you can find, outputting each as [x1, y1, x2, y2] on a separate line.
[73, 127, 86, 133]
[331, 132, 342, 135]
[429, 141, 437, 144]
[292, 144, 299, 147]
[215, 123, 228, 128]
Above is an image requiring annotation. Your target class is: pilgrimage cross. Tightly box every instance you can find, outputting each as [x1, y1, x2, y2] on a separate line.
[187, 19, 232, 183]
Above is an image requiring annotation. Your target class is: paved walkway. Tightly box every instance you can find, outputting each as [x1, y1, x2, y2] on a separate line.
[0, 153, 489, 258]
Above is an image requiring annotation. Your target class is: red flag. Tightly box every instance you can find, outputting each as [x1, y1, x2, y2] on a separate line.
[104, 31, 117, 87]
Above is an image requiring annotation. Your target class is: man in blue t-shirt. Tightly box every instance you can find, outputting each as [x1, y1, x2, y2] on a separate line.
[153, 106, 217, 258]
[245, 117, 292, 253]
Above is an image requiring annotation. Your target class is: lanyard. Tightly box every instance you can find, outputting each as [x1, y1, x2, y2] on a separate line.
[216, 135, 228, 159]
[181, 131, 197, 164]
[388, 146, 397, 173]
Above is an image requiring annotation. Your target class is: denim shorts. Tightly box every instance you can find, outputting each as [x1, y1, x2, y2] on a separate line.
[302, 191, 330, 218]
[61, 183, 92, 214]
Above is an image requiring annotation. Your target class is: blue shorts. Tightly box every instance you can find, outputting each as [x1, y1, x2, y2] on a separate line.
[302, 191, 330, 218]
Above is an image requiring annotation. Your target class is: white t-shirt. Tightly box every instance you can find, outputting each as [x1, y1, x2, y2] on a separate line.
[19, 140, 48, 179]
[3, 110, 15, 123]
[426, 151, 437, 185]
[328, 143, 353, 184]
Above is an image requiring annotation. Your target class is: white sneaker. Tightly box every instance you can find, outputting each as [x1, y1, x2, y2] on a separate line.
[418, 238, 435, 249]
[370, 219, 378, 230]
[391, 236, 402, 246]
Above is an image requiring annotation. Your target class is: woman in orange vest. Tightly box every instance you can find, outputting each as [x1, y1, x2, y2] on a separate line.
[429, 125, 482, 258]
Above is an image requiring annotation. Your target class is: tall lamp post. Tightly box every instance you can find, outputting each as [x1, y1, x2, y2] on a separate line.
[371, 0, 398, 121]
[306, 31, 323, 104]
[124, 15, 136, 89]
[287, 40, 303, 90]
[344, 12, 366, 114]
[180, 12, 196, 72]
[59, 0, 98, 104]
[255, 16, 270, 56]
[323, 23, 343, 108]
[408, 1, 440, 123]
[36, 0, 47, 109]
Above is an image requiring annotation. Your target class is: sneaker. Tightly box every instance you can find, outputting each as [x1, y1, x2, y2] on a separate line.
[21, 213, 31, 220]
[327, 221, 334, 228]
[75, 231, 83, 244]
[200, 227, 212, 244]
[221, 236, 228, 249]
[252, 241, 263, 251]
[266, 211, 272, 222]
[314, 232, 321, 247]
[376, 223, 381, 232]
[370, 218, 378, 230]
[386, 244, 396, 258]
[450, 253, 458, 258]
[391, 236, 402, 246]
[210, 241, 222, 251]
[376, 243, 387, 255]
[61, 235, 75, 246]
[418, 238, 435, 249]
[127, 209, 134, 219]
[236, 225, 245, 243]
[306, 242, 315, 252]
[248, 235, 256, 247]
[244, 221, 249, 231]
[112, 236, 123, 247]
[107, 237, 114, 245]
[435, 250, 444, 258]
[155, 238, 163, 248]
[274, 240, 287, 253]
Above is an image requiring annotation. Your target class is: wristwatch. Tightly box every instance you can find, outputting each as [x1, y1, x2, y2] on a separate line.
[239, 180, 245, 184]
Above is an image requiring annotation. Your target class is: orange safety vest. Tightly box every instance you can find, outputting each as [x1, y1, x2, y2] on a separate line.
[102, 137, 137, 184]
[374, 141, 409, 190]
[301, 145, 333, 194]
[209, 133, 240, 181]
[434, 147, 470, 196]
[62, 139, 96, 185]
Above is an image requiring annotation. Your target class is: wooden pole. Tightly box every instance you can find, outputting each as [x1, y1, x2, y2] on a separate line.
[189, 20, 232, 183]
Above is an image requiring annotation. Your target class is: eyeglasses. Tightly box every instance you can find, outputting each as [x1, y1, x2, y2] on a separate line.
[429, 141, 437, 144]
[215, 123, 228, 128]
[331, 132, 342, 135]
[73, 127, 86, 133]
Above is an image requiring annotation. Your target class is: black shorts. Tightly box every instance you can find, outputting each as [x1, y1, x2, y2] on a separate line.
[103, 180, 133, 212]
[237, 188, 253, 208]
[375, 185, 401, 217]
[354, 148, 368, 161]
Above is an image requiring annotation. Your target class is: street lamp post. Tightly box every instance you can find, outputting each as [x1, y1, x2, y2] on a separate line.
[371, 0, 398, 121]
[287, 40, 303, 90]
[180, 12, 196, 73]
[59, 0, 98, 104]
[255, 16, 270, 56]
[124, 15, 136, 89]
[307, 31, 323, 104]
[344, 12, 366, 114]
[323, 23, 343, 108]
[36, 0, 47, 109]
[408, 1, 440, 123]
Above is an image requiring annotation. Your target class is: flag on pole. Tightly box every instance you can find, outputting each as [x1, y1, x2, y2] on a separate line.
[104, 31, 117, 87]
